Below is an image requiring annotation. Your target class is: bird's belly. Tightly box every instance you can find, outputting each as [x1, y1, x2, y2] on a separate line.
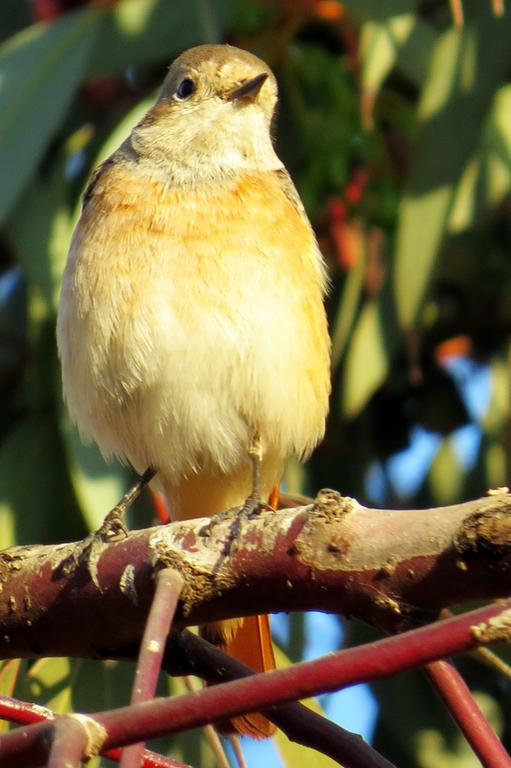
[57, 171, 330, 509]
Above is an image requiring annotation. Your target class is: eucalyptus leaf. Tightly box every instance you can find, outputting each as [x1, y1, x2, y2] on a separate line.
[0, 7, 100, 224]
[394, 5, 511, 330]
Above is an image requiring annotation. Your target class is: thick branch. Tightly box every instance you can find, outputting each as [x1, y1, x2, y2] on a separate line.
[0, 489, 510, 657]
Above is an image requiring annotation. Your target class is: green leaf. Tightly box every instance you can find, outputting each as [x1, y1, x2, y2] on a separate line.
[94, 96, 155, 165]
[88, 0, 230, 78]
[0, 408, 82, 546]
[19, 657, 74, 713]
[342, 0, 421, 26]
[0, 8, 100, 224]
[5, 156, 74, 314]
[394, 5, 511, 330]
[59, 417, 129, 532]
[360, 13, 433, 120]
[450, 84, 511, 233]
[331, 252, 365, 369]
[0, 1, 32, 45]
[341, 281, 398, 418]
[427, 436, 463, 506]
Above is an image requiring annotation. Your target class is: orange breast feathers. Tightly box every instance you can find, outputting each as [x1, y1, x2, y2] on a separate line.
[57, 161, 331, 519]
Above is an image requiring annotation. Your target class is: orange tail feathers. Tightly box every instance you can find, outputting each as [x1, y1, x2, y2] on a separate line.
[200, 484, 280, 739]
[202, 614, 276, 738]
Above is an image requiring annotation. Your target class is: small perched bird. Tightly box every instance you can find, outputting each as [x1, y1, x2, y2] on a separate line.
[57, 44, 331, 738]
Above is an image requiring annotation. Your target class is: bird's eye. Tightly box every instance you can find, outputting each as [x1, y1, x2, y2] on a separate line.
[175, 78, 196, 100]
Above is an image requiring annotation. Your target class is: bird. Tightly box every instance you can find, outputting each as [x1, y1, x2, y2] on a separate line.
[57, 43, 331, 738]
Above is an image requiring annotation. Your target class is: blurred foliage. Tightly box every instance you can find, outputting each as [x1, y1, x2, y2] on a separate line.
[0, 0, 510, 766]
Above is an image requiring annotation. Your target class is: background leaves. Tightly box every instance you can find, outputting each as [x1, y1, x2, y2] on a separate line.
[1, 1, 510, 766]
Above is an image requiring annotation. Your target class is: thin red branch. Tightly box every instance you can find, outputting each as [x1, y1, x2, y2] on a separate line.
[0, 697, 190, 768]
[166, 630, 396, 768]
[92, 600, 510, 747]
[121, 568, 184, 768]
[2, 601, 510, 767]
[0, 695, 54, 725]
[426, 660, 511, 768]
[47, 717, 89, 768]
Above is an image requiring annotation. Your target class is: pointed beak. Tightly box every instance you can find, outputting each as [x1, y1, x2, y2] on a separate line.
[228, 72, 268, 101]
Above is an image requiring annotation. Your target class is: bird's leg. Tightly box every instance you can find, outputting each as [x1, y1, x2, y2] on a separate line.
[59, 466, 156, 587]
[240, 434, 266, 517]
[97, 465, 157, 541]
[199, 435, 271, 554]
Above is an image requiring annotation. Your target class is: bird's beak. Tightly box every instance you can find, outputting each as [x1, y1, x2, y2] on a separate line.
[228, 73, 268, 101]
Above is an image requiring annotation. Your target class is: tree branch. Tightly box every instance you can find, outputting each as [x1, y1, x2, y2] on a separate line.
[3, 599, 511, 768]
[426, 660, 511, 768]
[1, 489, 510, 657]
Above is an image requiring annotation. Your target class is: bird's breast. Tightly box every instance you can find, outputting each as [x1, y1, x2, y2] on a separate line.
[57, 162, 330, 484]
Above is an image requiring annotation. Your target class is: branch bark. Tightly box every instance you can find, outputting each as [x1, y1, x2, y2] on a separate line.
[0, 489, 510, 657]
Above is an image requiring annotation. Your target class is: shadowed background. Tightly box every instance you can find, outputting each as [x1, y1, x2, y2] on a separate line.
[0, 1, 510, 766]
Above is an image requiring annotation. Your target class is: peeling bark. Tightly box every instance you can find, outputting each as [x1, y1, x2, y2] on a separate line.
[0, 489, 510, 658]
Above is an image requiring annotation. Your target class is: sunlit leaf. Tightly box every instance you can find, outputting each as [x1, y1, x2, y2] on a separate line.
[449, 84, 511, 232]
[88, 0, 229, 77]
[59, 418, 129, 532]
[394, 7, 511, 330]
[417, 692, 503, 768]
[5, 157, 73, 313]
[0, 410, 81, 546]
[20, 657, 73, 713]
[341, 283, 398, 418]
[427, 436, 463, 506]
[0, 7, 99, 223]
[360, 13, 433, 122]
[331, 247, 365, 368]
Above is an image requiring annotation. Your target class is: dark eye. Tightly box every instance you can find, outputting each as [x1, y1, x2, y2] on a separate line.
[175, 78, 196, 100]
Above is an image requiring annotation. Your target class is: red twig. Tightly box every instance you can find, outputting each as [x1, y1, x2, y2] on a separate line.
[167, 630, 395, 768]
[47, 717, 90, 768]
[2, 601, 509, 767]
[92, 600, 510, 748]
[0, 696, 189, 768]
[121, 568, 184, 768]
[426, 660, 511, 768]
[0, 695, 54, 725]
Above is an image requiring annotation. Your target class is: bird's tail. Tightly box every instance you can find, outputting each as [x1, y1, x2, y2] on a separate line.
[200, 613, 276, 738]
[200, 483, 280, 738]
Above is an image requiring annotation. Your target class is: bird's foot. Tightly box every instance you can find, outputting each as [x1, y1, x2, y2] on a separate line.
[57, 466, 156, 588]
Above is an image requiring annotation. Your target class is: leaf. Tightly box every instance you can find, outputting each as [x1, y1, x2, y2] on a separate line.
[88, 0, 230, 78]
[94, 96, 155, 165]
[0, 408, 82, 546]
[394, 5, 511, 330]
[360, 13, 434, 122]
[59, 417, 129, 532]
[427, 436, 463, 506]
[416, 692, 503, 768]
[342, 0, 421, 25]
[341, 280, 398, 418]
[450, 84, 511, 233]
[0, 7, 100, 224]
[372, 667, 456, 768]
[5, 157, 74, 314]
[331, 249, 365, 369]
[19, 657, 73, 713]
[0, 1, 32, 45]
